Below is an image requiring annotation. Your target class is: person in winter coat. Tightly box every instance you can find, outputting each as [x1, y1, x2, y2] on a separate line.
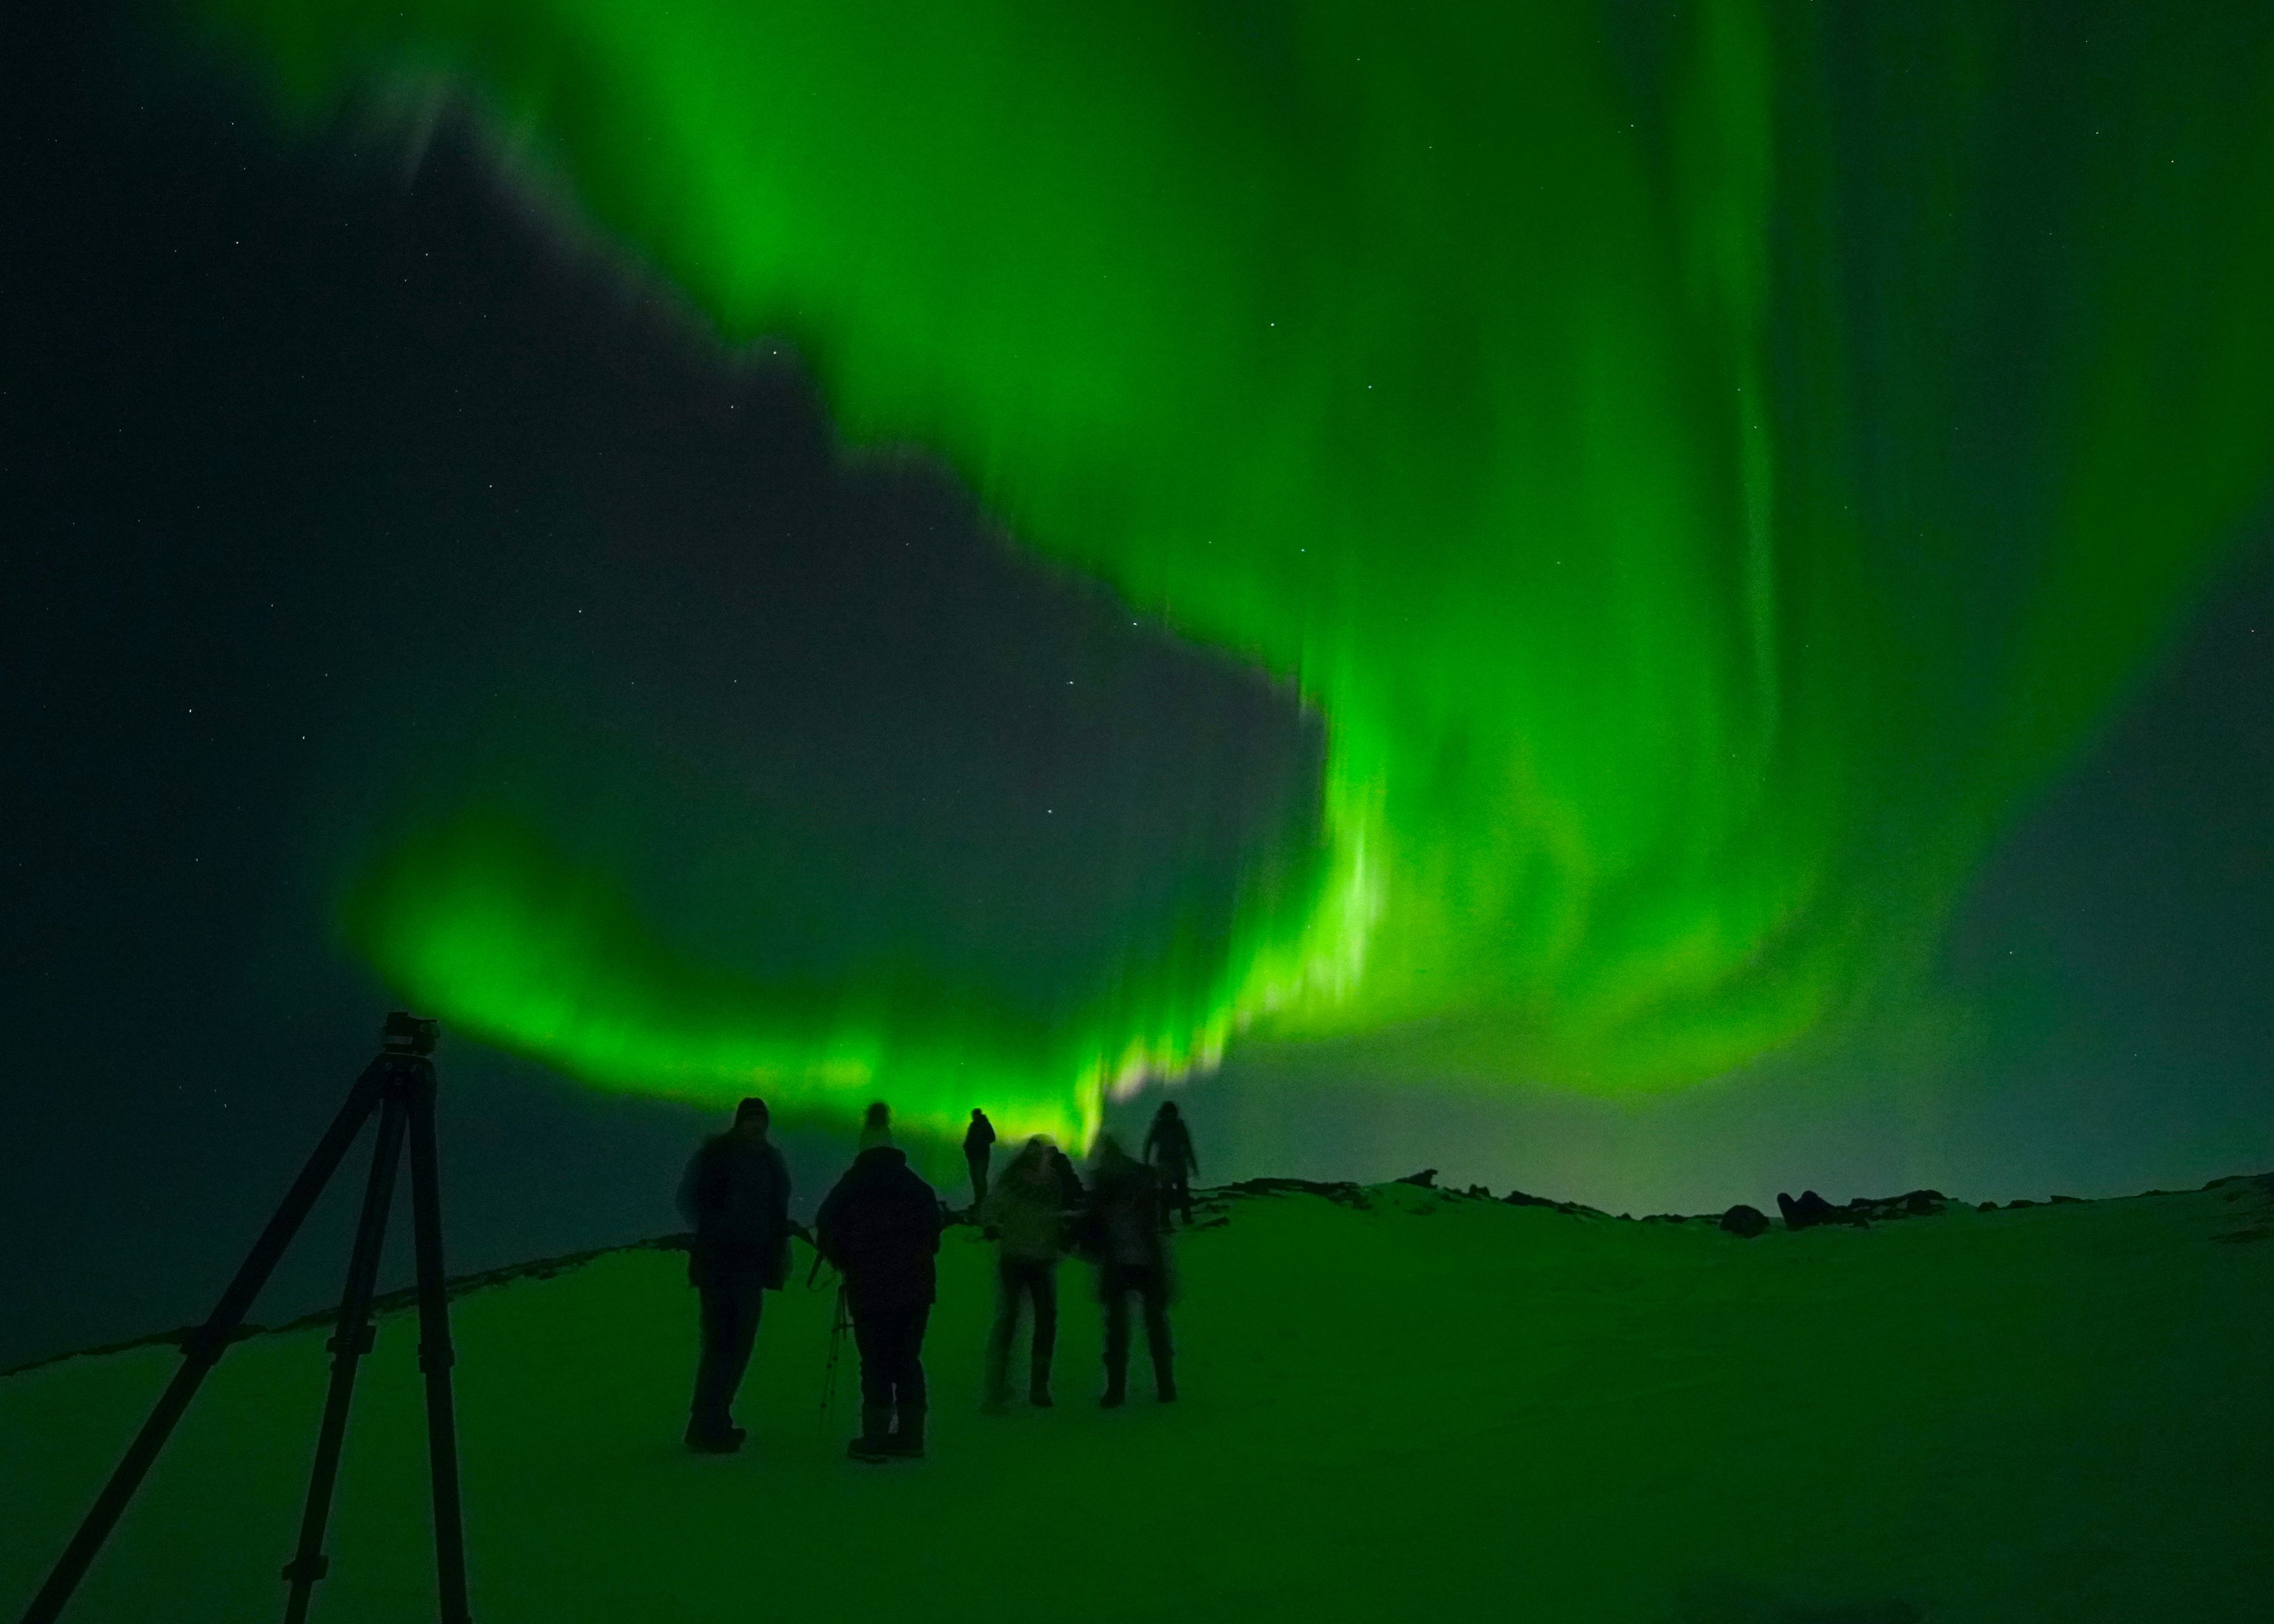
[964, 1108, 997, 1210]
[1143, 1101, 1200, 1229]
[1087, 1135, 1176, 1407]
[1050, 1143, 1087, 1209]
[816, 1106, 944, 1462]
[677, 1097, 793, 1452]
[979, 1137, 1071, 1410]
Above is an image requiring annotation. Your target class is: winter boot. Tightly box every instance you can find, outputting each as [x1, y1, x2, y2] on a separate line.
[884, 1402, 927, 1458]
[847, 1404, 894, 1464]
[1029, 1377, 1054, 1408]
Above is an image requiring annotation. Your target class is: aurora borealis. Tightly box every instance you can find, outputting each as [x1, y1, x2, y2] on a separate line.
[178, 1, 2274, 1142]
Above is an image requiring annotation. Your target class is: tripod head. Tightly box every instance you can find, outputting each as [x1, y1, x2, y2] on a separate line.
[381, 1011, 440, 1058]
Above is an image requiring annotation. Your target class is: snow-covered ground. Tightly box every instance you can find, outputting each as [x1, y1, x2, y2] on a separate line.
[6, 1174, 2270, 1622]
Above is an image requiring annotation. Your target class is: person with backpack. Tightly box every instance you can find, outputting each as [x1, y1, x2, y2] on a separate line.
[816, 1103, 944, 1462]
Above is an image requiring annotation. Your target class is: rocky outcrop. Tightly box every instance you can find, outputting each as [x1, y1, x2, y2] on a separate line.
[1778, 1188, 1954, 1230]
[1719, 1203, 1770, 1239]
[1777, 1189, 1866, 1231]
[1503, 1188, 1605, 1217]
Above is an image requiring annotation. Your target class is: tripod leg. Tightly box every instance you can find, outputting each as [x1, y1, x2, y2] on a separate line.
[280, 1082, 408, 1624]
[18, 1062, 389, 1624]
[403, 1061, 474, 1624]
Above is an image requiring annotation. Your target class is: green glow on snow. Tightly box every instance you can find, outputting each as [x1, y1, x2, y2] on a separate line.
[192, 1, 2274, 1133]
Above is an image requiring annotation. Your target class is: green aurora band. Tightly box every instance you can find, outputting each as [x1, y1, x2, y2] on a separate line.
[192, 1, 2274, 1143]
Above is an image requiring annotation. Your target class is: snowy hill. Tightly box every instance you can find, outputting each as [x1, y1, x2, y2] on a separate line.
[6, 1175, 2270, 1623]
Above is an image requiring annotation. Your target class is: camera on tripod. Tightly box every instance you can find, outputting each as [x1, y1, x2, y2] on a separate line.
[24, 1010, 473, 1624]
[382, 1011, 440, 1056]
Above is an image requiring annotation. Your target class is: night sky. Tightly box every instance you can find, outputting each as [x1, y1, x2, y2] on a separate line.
[6, 3, 2270, 1368]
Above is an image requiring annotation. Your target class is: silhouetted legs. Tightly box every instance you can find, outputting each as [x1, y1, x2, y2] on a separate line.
[1100, 1262, 1173, 1405]
[984, 1257, 1059, 1405]
[1161, 1169, 1194, 1229]
[689, 1281, 764, 1443]
[851, 1303, 931, 1459]
[853, 1303, 929, 1408]
[966, 1151, 990, 1211]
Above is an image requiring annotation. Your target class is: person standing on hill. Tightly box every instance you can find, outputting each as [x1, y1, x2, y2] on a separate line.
[964, 1107, 998, 1210]
[677, 1097, 792, 1453]
[1087, 1136, 1176, 1407]
[818, 1104, 944, 1462]
[1144, 1101, 1199, 1229]
[980, 1137, 1071, 1411]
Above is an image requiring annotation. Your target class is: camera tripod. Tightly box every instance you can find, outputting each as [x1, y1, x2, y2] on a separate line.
[21, 1013, 473, 1624]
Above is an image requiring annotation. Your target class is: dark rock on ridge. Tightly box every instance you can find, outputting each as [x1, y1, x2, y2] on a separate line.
[1846, 1189, 1949, 1222]
[1504, 1188, 1604, 1217]
[1777, 1190, 1867, 1231]
[1216, 1176, 1373, 1210]
[1719, 1204, 1770, 1239]
[1777, 1188, 1956, 1230]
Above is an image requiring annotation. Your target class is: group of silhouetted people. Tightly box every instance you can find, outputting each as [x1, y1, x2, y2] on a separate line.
[676, 1095, 1203, 1459]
